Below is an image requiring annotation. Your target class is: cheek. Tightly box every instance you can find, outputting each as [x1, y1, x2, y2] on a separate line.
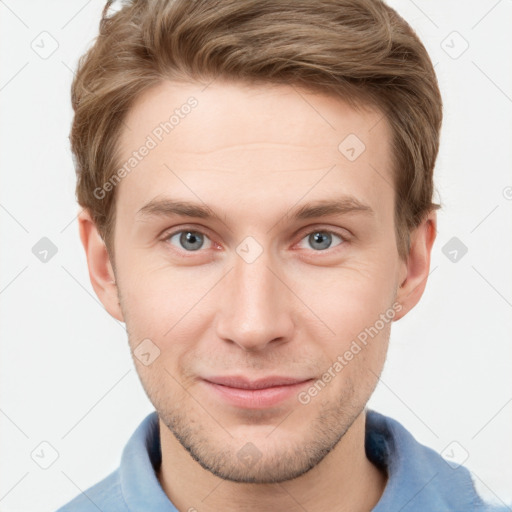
[118, 250, 204, 315]
[115, 243, 240, 384]
[287, 259, 396, 385]
[292, 261, 397, 333]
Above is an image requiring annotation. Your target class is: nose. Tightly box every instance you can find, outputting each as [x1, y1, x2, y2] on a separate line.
[214, 248, 295, 352]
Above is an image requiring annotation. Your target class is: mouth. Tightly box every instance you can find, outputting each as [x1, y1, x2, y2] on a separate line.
[201, 375, 314, 409]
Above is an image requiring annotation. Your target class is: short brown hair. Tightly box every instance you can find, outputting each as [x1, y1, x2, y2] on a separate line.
[70, 0, 442, 260]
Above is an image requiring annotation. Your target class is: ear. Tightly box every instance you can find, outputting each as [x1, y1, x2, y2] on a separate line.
[394, 210, 437, 321]
[78, 209, 124, 322]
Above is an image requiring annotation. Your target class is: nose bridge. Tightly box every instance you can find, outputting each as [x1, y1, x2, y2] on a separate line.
[215, 243, 293, 351]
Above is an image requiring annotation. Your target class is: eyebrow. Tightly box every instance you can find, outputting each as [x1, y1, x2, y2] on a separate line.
[136, 196, 374, 222]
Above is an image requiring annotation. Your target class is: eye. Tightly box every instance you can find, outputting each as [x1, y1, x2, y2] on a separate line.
[296, 230, 345, 251]
[165, 229, 213, 252]
[162, 227, 346, 255]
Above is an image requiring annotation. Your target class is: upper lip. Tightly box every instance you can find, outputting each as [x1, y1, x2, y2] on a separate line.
[204, 376, 312, 390]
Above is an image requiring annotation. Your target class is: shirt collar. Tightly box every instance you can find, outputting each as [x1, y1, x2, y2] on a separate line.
[366, 410, 485, 511]
[119, 409, 485, 511]
[120, 412, 177, 511]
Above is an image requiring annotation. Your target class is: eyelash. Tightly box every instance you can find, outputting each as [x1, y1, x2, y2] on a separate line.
[161, 225, 348, 256]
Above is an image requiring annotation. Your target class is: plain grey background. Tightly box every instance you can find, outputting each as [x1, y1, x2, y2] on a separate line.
[1, 1, 511, 511]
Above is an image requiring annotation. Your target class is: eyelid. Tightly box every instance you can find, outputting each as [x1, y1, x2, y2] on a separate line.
[294, 224, 352, 242]
[161, 224, 213, 238]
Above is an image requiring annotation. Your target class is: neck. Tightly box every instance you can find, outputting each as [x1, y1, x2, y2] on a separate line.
[157, 410, 387, 512]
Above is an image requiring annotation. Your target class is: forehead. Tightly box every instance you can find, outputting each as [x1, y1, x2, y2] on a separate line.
[115, 80, 394, 224]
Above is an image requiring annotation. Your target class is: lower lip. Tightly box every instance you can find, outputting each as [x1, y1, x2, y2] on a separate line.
[203, 380, 312, 409]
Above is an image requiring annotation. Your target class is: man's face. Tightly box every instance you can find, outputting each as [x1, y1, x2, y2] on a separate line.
[110, 80, 407, 483]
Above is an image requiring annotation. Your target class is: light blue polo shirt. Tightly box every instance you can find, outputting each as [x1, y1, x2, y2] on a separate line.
[55, 409, 509, 511]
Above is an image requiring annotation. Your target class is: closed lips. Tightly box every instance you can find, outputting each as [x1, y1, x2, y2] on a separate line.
[203, 376, 313, 389]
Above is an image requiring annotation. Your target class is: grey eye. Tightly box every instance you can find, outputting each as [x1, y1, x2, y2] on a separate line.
[168, 230, 212, 252]
[297, 231, 344, 251]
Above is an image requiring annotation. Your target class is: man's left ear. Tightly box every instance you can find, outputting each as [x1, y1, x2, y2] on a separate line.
[394, 210, 437, 321]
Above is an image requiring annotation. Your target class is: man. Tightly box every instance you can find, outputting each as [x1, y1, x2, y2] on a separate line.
[56, 0, 507, 510]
